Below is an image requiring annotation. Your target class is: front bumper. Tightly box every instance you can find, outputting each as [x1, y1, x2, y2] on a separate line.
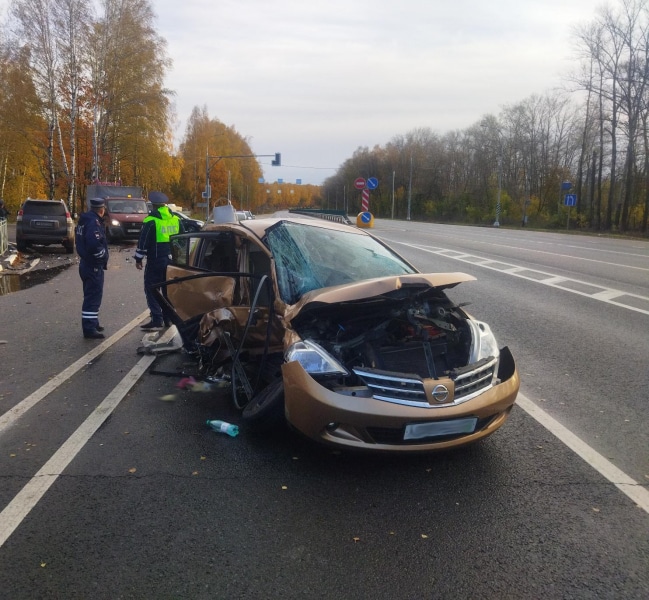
[17, 227, 74, 246]
[282, 347, 520, 452]
[107, 224, 142, 240]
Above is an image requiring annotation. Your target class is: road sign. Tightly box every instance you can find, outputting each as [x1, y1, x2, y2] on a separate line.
[360, 212, 372, 223]
[354, 177, 366, 190]
[361, 188, 370, 212]
[564, 194, 577, 207]
[367, 177, 379, 190]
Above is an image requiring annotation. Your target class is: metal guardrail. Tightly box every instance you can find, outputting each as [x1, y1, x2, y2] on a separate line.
[288, 208, 353, 225]
[0, 219, 8, 256]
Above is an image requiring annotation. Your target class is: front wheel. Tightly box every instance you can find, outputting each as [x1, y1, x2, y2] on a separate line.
[242, 379, 285, 432]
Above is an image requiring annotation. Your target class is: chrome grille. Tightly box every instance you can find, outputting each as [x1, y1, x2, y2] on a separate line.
[353, 356, 498, 408]
[352, 368, 427, 406]
[452, 357, 498, 401]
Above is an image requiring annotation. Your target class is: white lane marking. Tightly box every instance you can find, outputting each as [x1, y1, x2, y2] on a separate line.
[391, 241, 649, 316]
[475, 237, 649, 261]
[0, 326, 177, 548]
[0, 311, 149, 435]
[378, 224, 649, 264]
[516, 393, 649, 515]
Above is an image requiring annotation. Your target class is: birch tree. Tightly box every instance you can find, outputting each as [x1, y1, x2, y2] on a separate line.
[11, 0, 58, 198]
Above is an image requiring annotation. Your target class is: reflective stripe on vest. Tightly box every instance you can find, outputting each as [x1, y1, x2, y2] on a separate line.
[144, 206, 179, 242]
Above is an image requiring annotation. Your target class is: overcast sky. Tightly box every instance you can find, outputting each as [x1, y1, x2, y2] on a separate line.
[2, 0, 604, 185]
[157, 0, 603, 185]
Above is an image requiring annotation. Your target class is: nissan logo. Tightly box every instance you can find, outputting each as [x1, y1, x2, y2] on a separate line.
[432, 384, 449, 403]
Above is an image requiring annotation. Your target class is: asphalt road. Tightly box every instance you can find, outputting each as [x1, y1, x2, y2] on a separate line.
[0, 222, 648, 599]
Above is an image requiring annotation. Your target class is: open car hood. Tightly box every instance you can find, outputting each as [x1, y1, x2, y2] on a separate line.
[284, 272, 476, 321]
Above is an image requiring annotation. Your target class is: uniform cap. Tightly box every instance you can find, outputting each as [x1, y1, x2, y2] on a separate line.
[149, 191, 169, 204]
[90, 197, 105, 208]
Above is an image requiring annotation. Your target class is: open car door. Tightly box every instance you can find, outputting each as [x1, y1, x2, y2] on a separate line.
[150, 230, 284, 406]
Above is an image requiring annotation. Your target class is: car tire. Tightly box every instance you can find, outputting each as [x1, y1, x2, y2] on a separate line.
[16, 239, 28, 252]
[241, 379, 285, 432]
[64, 242, 74, 254]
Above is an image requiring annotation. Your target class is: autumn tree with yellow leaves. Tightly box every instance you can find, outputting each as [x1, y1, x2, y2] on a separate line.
[1, 0, 175, 215]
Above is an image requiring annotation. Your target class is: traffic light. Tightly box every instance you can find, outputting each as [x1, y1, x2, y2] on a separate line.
[271, 152, 281, 166]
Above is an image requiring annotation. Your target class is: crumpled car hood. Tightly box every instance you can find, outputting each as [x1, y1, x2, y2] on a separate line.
[283, 272, 476, 321]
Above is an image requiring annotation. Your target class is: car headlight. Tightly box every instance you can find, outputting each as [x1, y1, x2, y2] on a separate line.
[111, 219, 120, 227]
[285, 340, 349, 376]
[467, 320, 500, 364]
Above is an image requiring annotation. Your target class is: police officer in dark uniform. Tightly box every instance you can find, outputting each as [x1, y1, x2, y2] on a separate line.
[134, 191, 181, 330]
[76, 197, 109, 339]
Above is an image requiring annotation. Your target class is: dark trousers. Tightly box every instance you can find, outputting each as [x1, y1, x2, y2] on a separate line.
[144, 257, 168, 325]
[80, 263, 104, 332]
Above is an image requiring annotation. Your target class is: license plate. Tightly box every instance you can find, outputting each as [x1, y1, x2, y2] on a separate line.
[127, 228, 140, 233]
[34, 220, 55, 228]
[404, 417, 478, 440]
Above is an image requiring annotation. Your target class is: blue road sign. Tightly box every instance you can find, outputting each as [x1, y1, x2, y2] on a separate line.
[361, 212, 372, 223]
[367, 177, 379, 190]
[564, 194, 577, 207]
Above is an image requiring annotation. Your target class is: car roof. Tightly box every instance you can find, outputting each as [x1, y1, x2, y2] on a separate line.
[201, 216, 363, 238]
[23, 198, 63, 203]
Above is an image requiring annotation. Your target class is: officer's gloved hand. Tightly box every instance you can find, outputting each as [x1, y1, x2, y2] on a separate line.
[103, 263, 108, 270]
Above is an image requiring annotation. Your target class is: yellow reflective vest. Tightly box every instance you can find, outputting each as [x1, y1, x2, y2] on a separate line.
[143, 206, 180, 242]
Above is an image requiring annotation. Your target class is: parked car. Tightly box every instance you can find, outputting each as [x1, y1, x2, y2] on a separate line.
[153, 217, 520, 453]
[235, 210, 253, 222]
[16, 198, 75, 253]
[145, 202, 204, 233]
[172, 210, 204, 233]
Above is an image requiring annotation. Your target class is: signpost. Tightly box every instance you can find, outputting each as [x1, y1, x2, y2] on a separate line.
[564, 193, 577, 230]
[355, 175, 378, 228]
[361, 188, 370, 212]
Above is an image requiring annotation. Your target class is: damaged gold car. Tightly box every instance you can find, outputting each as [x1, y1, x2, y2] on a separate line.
[154, 216, 520, 452]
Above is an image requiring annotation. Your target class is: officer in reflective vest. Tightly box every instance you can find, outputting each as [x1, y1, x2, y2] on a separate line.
[134, 191, 181, 330]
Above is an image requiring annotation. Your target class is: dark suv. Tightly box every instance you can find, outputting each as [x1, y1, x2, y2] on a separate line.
[16, 198, 75, 253]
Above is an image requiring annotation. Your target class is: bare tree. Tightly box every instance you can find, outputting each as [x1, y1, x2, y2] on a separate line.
[52, 0, 92, 213]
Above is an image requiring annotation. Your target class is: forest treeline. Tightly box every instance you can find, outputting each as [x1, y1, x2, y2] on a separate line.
[325, 0, 649, 235]
[1, 0, 648, 235]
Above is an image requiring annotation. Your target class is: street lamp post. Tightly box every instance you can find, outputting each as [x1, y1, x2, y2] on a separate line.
[494, 152, 502, 228]
[391, 170, 395, 219]
[481, 121, 503, 227]
[407, 155, 412, 221]
[204, 151, 280, 221]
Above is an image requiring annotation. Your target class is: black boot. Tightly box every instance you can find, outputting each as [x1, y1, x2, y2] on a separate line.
[84, 329, 105, 339]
